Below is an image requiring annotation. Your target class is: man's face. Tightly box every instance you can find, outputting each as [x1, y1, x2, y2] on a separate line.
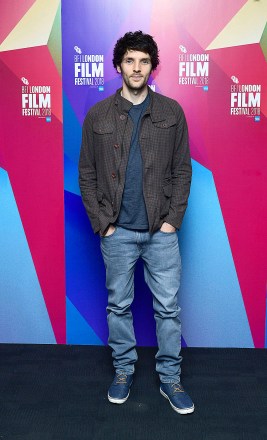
[117, 50, 152, 92]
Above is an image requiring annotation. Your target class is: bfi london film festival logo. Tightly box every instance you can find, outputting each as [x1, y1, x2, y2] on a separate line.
[178, 45, 209, 91]
[74, 46, 104, 90]
[21, 77, 51, 122]
[230, 76, 261, 121]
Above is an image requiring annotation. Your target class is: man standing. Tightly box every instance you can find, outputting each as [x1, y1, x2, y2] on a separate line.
[79, 31, 194, 414]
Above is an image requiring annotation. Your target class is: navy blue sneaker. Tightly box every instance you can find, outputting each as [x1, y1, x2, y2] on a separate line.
[160, 382, 194, 414]
[108, 372, 133, 404]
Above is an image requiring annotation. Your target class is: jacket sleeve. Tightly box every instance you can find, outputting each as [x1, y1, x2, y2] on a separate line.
[163, 107, 192, 230]
[78, 113, 101, 233]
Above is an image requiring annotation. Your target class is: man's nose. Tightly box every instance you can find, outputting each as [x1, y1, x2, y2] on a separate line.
[133, 61, 141, 72]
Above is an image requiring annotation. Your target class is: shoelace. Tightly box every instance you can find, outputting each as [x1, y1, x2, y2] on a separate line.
[172, 383, 184, 393]
[116, 373, 127, 384]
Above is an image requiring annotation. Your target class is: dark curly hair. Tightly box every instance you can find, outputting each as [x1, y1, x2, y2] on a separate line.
[113, 31, 160, 71]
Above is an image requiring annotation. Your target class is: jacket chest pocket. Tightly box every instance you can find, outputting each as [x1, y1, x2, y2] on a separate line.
[141, 117, 177, 166]
[93, 122, 114, 147]
[144, 117, 177, 153]
[152, 117, 176, 139]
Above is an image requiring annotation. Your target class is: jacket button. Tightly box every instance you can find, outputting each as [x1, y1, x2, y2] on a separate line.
[111, 172, 116, 179]
[114, 144, 120, 149]
[120, 114, 126, 120]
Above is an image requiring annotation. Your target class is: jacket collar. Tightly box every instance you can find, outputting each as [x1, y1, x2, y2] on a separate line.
[114, 89, 132, 114]
[114, 87, 167, 123]
[146, 87, 166, 123]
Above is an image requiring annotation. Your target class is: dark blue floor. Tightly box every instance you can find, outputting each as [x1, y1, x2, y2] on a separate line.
[0, 345, 266, 440]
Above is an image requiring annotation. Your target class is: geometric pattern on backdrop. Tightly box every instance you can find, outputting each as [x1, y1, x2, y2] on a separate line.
[0, 1, 266, 347]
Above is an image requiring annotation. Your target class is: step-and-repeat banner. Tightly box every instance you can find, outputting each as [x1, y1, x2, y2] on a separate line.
[0, 0, 266, 348]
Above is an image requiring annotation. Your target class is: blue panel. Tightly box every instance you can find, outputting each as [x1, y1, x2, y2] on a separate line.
[130, 260, 157, 347]
[64, 153, 80, 196]
[178, 160, 254, 347]
[63, 91, 82, 164]
[65, 190, 109, 343]
[67, 297, 104, 345]
[0, 168, 56, 343]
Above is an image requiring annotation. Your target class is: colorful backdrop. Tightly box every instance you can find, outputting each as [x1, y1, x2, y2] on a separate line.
[0, 0, 266, 348]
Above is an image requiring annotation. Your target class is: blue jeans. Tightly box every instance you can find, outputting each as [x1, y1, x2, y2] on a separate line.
[100, 226, 182, 383]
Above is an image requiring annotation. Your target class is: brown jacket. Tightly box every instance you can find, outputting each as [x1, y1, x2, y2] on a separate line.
[79, 88, 192, 234]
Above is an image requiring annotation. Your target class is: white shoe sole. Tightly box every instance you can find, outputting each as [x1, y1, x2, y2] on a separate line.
[160, 388, 195, 414]
[108, 390, 130, 404]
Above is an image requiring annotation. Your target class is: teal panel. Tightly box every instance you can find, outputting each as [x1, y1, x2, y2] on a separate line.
[0, 168, 56, 343]
[66, 297, 104, 345]
[179, 160, 254, 347]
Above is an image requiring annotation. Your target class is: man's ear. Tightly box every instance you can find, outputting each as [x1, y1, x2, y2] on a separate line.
[117, 65, 121, 74]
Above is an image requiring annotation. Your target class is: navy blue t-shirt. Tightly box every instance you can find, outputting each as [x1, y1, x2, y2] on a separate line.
[117, 94, 150, 230]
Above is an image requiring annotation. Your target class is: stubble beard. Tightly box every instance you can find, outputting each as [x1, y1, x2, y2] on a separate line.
[123, 75, 149, 94]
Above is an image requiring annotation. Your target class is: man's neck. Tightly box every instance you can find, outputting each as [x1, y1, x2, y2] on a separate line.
[121, 86, 148, 105]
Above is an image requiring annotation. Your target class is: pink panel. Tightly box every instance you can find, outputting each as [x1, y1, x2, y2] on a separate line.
[0, 46, 62, 122]
[149, 0, 247, 50]
[206, 60, 267, 347]
[209, 44, 267, 117]
[0, 52, 66, 343]
[174, 0, 248, 49]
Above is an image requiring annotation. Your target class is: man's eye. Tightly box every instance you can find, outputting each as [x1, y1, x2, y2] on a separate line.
[142, 60, 150, 64]
[125, 59, 133, 64]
